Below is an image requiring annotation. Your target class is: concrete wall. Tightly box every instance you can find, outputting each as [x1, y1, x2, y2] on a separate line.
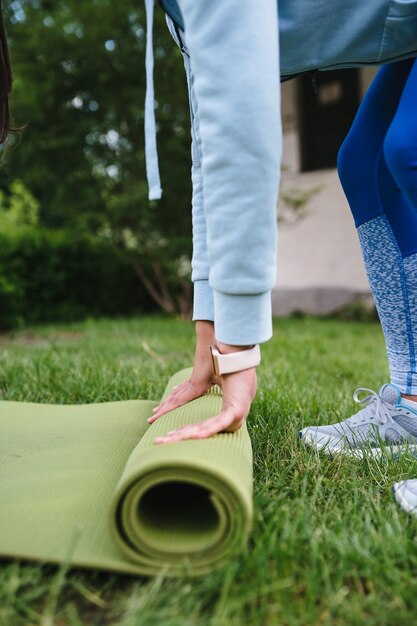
[272, 68, 378, 316]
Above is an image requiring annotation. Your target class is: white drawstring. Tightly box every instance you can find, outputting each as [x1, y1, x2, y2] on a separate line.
[144, 0, 163, 200]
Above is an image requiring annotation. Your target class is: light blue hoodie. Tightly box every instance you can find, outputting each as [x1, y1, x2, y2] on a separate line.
[144, 0, 417, 345]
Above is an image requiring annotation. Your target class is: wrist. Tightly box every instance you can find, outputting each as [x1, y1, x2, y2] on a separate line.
[210, 342, 261, 376]
[196, 320, 215, 342]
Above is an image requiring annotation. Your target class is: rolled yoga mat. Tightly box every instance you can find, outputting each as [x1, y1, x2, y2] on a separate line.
[0, 367, 253, 576]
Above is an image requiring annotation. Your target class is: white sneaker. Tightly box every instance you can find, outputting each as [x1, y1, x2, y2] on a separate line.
[393, 479, 417, 516]
[299, 384, 417, 458]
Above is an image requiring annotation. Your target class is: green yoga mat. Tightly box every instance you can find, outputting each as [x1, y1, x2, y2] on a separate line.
[0, 367, 253, 576]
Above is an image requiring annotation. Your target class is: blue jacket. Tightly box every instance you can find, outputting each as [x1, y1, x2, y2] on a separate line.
[144, 0, 417, 345]
[158, 0, 184, 31]
[157, 0, 417, 77]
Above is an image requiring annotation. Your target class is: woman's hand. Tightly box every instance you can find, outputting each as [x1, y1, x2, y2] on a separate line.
[147, 320, 222, 427]
[148, 321, 259, 443]
[154, 365, 257, 444]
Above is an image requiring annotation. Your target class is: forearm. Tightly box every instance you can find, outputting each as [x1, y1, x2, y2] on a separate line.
[196, 320, 252, 357]
[176, 0, 282, 345]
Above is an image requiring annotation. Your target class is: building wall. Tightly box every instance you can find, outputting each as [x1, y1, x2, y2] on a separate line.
[272, 68, 378, 316]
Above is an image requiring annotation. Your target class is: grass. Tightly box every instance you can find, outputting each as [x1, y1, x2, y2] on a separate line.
[1, 313, 417, 625]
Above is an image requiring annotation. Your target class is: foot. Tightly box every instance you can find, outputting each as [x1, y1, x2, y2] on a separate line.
[299, 384, 417, 458]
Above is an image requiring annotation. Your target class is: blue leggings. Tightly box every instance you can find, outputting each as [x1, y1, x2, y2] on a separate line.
[338, 58, 417, 394]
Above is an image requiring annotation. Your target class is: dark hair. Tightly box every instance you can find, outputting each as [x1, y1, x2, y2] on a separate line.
[0, 1, 23, 144]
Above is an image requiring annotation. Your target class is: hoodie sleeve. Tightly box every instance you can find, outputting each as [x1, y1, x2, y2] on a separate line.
[176, 0, 282, 344]
[165, 13, 214, 322]
[185, 43, 215, 322]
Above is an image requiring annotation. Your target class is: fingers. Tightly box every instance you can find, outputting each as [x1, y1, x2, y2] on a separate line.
[153, 384, 181, 410]
[151, 387, 178, 411]
[147, 380, 206, 424]
[152, 367, 256, 442]
[154, 409, 239, 444]
[147, 384, 186, 424]
[150, 364, 256, 442]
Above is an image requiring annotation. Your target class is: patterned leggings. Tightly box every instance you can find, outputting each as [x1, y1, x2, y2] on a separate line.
[338, 58, 417, 394]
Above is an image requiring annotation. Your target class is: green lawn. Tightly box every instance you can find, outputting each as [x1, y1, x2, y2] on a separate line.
[1, 314, 417, 626]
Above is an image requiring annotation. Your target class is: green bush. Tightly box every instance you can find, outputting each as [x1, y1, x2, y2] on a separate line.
[0, 227, 157, 330]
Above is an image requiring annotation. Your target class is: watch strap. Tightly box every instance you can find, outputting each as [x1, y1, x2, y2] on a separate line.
[210, 343, 261, 376]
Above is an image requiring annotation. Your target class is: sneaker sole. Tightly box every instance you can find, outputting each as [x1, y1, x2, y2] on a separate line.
[300, 434, 417, 459]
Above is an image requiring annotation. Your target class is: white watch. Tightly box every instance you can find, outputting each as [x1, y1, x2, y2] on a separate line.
[210, 343, 261, 376]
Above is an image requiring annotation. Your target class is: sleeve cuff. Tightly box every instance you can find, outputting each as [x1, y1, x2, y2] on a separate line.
[213, 290, 273, 345]
[192, 279, 215, 322]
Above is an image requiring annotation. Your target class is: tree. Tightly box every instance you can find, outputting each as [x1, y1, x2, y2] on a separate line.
[3, 0, 194, 317]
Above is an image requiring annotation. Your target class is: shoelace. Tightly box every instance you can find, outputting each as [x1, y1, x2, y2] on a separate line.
[350, 387, 394, 425]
